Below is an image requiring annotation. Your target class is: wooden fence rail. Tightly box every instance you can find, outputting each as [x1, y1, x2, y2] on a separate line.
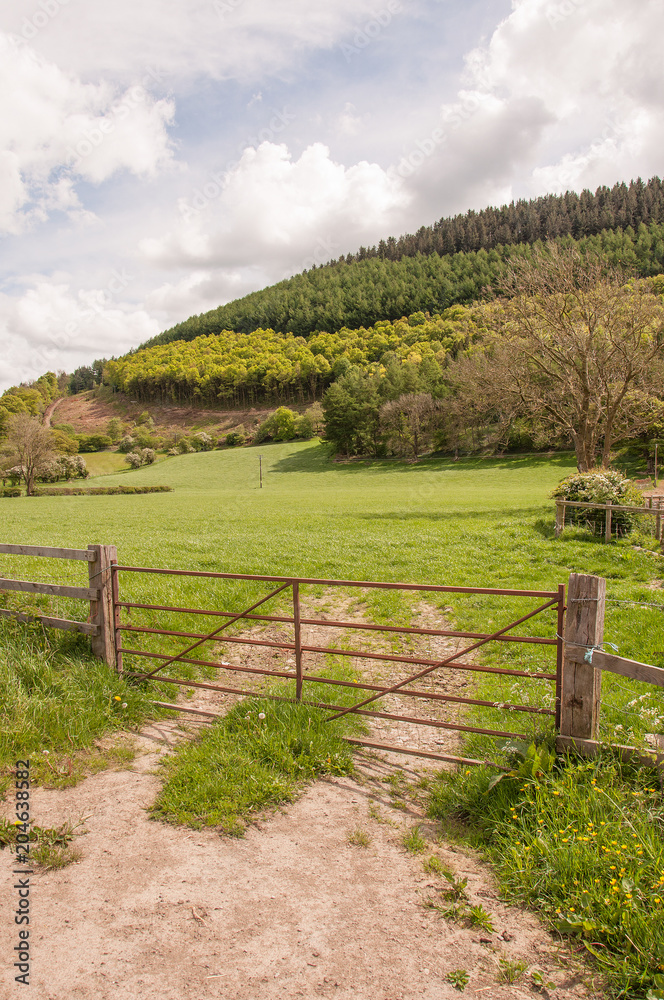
[555, 499, 663, 542]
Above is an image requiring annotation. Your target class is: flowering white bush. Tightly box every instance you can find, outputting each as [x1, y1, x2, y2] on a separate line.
[552, 470, 644, 534]
[125, 448, 155, 469]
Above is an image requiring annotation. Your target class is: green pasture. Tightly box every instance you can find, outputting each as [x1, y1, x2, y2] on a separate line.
[3, 440, 664, 994]
[79, 451, 129, 477]
[1, 441, 663, 752]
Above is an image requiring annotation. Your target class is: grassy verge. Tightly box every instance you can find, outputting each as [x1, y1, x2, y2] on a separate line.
[151, 671, 366, 836]
[428, 744, 664, 999]
[0, 620, 161, 795]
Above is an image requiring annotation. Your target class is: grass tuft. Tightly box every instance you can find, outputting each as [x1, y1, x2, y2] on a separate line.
[402, 824, 428, 854]
[497, 958, 528, 984]
[468, 904, 495, 932]
[422, 855, 448, 876]
[0, 817, 85, 870]
[151, 689, 363, 836]
[445, 968, 469, 990]
[347, 827, 371, 847]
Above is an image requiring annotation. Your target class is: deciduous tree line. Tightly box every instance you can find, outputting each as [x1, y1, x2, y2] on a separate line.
[322, 247, 664, 470]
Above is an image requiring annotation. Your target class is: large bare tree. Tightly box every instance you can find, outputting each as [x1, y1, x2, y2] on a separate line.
[380, 393, 440, 459]
[449, 244, 664, 470]
[3, 414, 56, 495]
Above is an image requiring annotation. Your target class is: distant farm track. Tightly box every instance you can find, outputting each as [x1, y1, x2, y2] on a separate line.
[42, 396, 63, 427]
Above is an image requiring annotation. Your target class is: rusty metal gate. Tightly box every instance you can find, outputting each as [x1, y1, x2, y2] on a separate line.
[110, 564, 565, 769]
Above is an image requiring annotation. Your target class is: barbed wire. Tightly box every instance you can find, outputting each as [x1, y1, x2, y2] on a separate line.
[570, 598, 664, 610]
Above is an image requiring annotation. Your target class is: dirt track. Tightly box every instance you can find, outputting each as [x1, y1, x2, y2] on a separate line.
[1, 715, 597, 1000]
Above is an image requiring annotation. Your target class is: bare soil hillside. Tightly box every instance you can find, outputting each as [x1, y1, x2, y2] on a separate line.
[52, 391, 286, 440]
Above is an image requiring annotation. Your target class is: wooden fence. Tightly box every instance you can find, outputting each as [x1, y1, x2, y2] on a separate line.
[1, 545, 663, 769]
[555, 498, 664, 543]
[558, 572, 664, 768]
[0, 542, 117, 664]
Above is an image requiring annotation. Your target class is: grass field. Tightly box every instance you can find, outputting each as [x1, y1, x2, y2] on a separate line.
[79, 451, 129, 477]
[75, 450, 169, 477]
[1, 441, 663, 747]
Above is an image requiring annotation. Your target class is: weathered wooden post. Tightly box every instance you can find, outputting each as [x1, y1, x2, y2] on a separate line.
[559, 573, 606, 741]
[605, 502, 612, 543]
[555, 502, 565, 538]
[88, 544, 117, 668]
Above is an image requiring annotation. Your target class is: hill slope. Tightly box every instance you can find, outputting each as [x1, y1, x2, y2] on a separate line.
[142, 177, 664, 349]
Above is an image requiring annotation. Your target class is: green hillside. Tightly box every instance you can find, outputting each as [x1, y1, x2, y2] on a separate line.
[142, 178, 664, 349]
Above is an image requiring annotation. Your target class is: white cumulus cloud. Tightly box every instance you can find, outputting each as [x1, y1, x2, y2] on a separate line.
[1, 0, 384, 83]
[0, 281, 160, 386]
[140, 141, 410, 273]
[0, 34, 174, 233]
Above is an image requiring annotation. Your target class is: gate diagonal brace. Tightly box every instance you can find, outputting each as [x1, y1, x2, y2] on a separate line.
[133, 583, 292, 683]
[325, 596, 560, 724]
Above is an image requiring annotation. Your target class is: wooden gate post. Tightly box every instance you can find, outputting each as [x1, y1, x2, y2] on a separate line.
[555, 502, 565, 538]
[559, 573, 606, 740]
[88, 544, 117, 668]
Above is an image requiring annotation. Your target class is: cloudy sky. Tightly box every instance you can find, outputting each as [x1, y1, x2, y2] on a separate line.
[0, 0, 662, 391]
